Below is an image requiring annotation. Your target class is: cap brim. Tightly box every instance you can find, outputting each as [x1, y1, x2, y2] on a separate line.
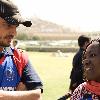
[19, 21, 32, 27]
[3, 14, 32, 27]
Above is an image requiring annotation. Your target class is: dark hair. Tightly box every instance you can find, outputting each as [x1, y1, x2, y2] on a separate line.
[0, 0, 32, 27]
[85, 38, 100, 51]
[78, 35, 90, 47]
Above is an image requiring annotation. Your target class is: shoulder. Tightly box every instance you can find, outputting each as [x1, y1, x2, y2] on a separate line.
[14, 49, 28, 58]
[73, 50, 83, 62]
[73, 49, 81, 58]
[70, 82, 87, 100]
[13, 48, 28, 66]
[13, 48, 28, 76]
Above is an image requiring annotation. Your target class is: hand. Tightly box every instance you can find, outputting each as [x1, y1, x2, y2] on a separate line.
[16, 82, 27, 91]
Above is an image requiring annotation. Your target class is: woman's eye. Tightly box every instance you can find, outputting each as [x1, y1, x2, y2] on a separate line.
[90, 54, 95, 57]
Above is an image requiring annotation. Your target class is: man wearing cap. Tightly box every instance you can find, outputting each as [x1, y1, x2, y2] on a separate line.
[0, 0, 43, 100]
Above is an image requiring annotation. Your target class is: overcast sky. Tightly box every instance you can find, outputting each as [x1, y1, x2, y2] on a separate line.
[13, 0, 100, 32]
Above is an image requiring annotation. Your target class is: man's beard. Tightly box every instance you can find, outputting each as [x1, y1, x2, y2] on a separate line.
[0, 40, 10, 47]
[0, 35, 14, 47]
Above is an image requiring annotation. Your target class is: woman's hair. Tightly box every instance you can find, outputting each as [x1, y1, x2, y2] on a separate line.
[83, 38, 100, 56]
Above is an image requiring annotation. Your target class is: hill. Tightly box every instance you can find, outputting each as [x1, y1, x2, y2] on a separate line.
[17, 17, 98, 40]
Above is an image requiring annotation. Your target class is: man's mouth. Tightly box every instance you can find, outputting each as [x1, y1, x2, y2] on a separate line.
[5, 35, 14, 39]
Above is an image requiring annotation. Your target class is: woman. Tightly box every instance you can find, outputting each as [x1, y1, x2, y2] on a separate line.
[70, 39, 100, 100]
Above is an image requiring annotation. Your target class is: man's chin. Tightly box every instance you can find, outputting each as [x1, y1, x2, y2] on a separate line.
[0, 44, 10, 47]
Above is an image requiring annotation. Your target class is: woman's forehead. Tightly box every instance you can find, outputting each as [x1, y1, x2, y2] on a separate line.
[86, 42, 100, 52]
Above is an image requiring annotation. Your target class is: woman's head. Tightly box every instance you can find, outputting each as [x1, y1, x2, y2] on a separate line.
[83, 39, 100, 82]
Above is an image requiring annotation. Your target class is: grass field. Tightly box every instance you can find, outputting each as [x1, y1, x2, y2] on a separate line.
[27, 51, 75, 100]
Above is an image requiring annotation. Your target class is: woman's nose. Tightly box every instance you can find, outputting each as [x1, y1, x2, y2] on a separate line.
[83, 59, 90, 66]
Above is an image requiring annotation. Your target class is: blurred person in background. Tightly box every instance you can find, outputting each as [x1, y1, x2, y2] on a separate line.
[11, 39, 18, 48]
[71, 39, 100, 99]
[69, 35, 91, 93]
[0, 0, 43, 100]
[57, 35, 91, 100]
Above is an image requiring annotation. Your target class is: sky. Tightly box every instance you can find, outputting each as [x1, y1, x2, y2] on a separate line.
[13, 0, 100, 32]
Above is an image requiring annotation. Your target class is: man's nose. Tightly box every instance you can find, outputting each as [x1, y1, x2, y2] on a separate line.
[9, 26, 17, 36]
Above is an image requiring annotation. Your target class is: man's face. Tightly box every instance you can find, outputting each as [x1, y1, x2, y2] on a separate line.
[0, 17, 17, 47]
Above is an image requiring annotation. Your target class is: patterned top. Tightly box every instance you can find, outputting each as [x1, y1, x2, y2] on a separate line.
[70, 82, 100, 100]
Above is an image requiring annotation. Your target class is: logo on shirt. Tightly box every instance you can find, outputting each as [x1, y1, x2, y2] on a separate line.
[0, 86, 16, 91]
[4, 67, 14, 81]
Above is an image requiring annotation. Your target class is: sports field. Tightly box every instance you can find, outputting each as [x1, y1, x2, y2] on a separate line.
[28, 51, 75, 100]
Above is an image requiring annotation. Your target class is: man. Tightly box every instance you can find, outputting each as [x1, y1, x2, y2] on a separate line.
[0, 0, 43, 100]
[57, 35, 91, 100]
[69, 35, 91, 93]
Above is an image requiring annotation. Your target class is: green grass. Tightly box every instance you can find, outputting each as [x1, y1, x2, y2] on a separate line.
[27, 52, 75, 100]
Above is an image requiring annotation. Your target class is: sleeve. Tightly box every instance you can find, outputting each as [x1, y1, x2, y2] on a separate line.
[21, 60, 43, 93]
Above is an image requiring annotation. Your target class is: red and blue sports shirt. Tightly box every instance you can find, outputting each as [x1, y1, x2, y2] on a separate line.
[0, 47, 43, 91]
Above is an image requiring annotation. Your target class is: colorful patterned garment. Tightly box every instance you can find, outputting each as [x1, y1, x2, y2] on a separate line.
[70, 82, 100, 100]
[0, 47, 43, 91]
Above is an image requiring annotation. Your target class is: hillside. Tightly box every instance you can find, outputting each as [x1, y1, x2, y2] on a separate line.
[18, 17, 74, 33]
[17, 17, 98, 40]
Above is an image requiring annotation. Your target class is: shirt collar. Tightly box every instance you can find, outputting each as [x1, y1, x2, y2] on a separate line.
[3, 47, 13, 56]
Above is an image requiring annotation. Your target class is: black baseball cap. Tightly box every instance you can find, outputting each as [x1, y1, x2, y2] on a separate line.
[0, 0, 32, 27]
